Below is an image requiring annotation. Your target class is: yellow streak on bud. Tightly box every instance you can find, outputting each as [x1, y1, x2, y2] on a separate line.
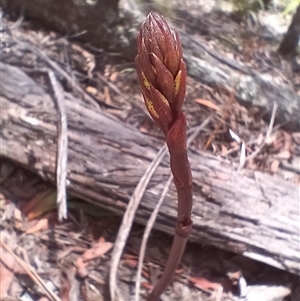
[145, 97, 159, 118]
[159, 90, 171, 107]
[174, 70, 182, 95]
[142, 72, 151, 90]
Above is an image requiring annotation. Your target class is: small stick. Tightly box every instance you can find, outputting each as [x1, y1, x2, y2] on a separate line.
[12, 37, 99, 109]
[48, 70, 68, 221]
[243, 102, 278, 166]
[0, 240, 62, 301]
[134, 175, 173, 301]
[109, 145, 168, 301]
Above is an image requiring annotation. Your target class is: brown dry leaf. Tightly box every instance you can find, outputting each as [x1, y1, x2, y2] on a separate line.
[204, 135, 215, 150]
[256, 133, 264, 146]
[122, 258, 138, 268]
[195, 98, 220, 111]
[75, 240, 113, 277]
[139, 125, 149, 133]
[141, 282, 153, 290]
[270, 160, 280, 173]
[75, 256, 88, 278]
[221, 144, 228, 154]
[0, 246, 25, 298]
[190, 277, 224, 301]
[14, 207, 22, 220]
[26, 217, 49, 234]
[139, 119, 152, 134]
[58, 246, 86, 261]
[123, 253, 138, 259]
[14, 206, 24, 230]
[109, 71, 119, 82]
[274, 150, 291, 159]
[0, 248, 15, 298]
[98, 236, 106, 243]
[142, 269, 150, 279]
[81, 241, 113, 262]
[103, 86, 111, 105]
[189, 276, 223, 293]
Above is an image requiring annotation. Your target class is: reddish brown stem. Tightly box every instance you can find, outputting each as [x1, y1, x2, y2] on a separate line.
[167, 113, 193, 228]
[146, 113, 193, 301]
[146, 231, 188, 301]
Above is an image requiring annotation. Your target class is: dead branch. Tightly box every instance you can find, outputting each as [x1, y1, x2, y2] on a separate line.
[1, 0, 300, 131]
[1, 62, 299, 275]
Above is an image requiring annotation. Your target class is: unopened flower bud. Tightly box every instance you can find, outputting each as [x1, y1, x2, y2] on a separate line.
[135, 12, 187, 134]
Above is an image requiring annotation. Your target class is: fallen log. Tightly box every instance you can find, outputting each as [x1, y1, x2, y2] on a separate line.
[1, 62, 299, 275]
[1, 0, 300, 131]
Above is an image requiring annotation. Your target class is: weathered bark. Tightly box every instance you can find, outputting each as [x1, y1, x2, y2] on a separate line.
[278, 5, 300, 56]
[0, 0, 139, 59]
[1, 62, 299, 275]
[179, 28, 300, 132]
[2, 0, 300, 132]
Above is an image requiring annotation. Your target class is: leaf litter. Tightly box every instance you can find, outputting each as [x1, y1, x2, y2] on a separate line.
[1, 1, 300, 300]
[0, 163, 297, 300]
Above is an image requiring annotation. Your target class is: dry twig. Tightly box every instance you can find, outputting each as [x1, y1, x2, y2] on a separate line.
[0, 239, 62, 301]
[48, 70, 68, 221]
[109, 145, 168, 301]
[11, 36, 100, 109]
[134, 176, 173, 301]
[242, 102, 278, 168]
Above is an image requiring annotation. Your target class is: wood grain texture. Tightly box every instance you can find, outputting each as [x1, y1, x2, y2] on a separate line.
[1, 62, 299, 275]
[2, 0, 300, 131]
